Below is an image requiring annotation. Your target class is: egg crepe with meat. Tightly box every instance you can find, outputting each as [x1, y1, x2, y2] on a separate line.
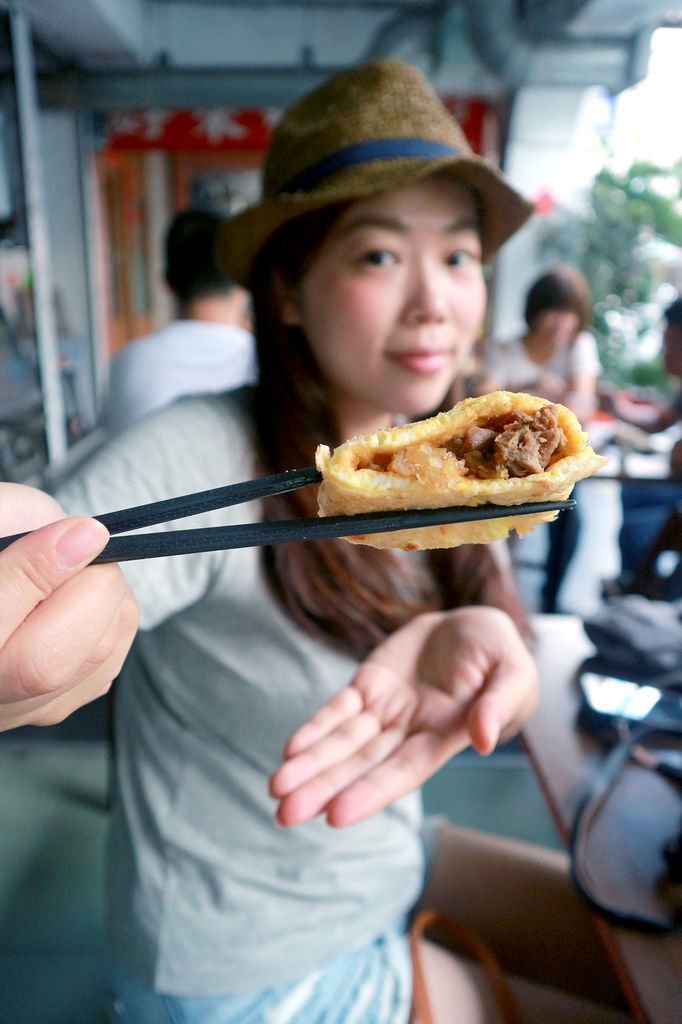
[315, 390, 607, 550]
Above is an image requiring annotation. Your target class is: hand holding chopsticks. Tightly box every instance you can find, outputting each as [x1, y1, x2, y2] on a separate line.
[0, 466, 575, 564]
[0, 511, 139, 732]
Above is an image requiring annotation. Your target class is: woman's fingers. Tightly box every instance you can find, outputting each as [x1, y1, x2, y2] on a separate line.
[275, 724, 410, 826]
[282, 686, 364, 757]
[6, 591, 138, 729]
[0, 481, 64, 535]
[0, 517, 110, 646]
[2, 564, 132, 699]
[272, 707, 382, 797]
[325, 732, 455, 827]
[274, 687, 466, 827]
[466, 652, 538, 755]
[0, 516, 139, 731]
[273, 666, 418, 803]
[277, 722, 467, 828]
[0, 590, 138, 731]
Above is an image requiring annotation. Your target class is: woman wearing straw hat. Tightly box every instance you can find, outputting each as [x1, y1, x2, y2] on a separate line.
[0, 60, 630, 1023]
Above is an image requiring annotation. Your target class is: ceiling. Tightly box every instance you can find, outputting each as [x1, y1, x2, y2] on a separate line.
[4, 0, 682, 108]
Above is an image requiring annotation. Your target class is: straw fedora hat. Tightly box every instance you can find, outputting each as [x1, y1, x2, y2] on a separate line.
[217, 59, 534, 285]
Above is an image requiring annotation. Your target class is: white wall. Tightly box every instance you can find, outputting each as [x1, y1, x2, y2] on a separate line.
[491, 84, 609, 337]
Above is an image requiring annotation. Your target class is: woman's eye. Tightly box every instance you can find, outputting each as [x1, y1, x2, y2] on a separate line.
[446, 250, 479, 268]
[362, 249, 396, 267]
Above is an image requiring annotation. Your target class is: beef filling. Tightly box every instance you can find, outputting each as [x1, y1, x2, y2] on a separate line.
[450, 405, 567, 478]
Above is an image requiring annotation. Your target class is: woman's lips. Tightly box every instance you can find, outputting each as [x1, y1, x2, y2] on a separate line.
[389, 351, 450, 374]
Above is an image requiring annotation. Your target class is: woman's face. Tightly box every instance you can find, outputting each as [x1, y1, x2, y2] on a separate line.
[528, 310, 580, 355]
[280, 176, 485, 438]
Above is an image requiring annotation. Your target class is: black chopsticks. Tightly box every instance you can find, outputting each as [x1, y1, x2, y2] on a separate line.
[0, 465, 575, 563]
[94, 465, 323, 534]
[91, 500, 575, 563]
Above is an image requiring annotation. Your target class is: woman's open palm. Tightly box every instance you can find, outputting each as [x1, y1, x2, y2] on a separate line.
[271, 607, 538, 827]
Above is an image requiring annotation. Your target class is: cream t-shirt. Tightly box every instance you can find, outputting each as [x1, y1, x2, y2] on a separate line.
[57, 389, 423, 995]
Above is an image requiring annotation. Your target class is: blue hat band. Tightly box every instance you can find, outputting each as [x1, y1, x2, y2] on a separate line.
[277, 138, 461, 196]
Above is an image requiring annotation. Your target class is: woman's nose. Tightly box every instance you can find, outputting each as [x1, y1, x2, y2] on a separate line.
[402, 271, 447, 325]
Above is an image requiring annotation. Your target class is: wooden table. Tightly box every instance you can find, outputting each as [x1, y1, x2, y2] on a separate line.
[523, 615, 682, 1024]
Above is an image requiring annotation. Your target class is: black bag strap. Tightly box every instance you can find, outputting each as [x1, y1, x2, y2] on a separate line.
[570, 725, 682, 932]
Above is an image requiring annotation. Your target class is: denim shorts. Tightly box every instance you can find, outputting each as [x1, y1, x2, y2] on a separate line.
[109, 925, 412, 1024]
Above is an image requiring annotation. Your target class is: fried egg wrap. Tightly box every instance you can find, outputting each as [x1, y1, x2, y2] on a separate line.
[315, 390, 607, 550]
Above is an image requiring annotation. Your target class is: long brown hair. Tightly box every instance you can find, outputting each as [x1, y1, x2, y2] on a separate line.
[250, 206, 528, 659]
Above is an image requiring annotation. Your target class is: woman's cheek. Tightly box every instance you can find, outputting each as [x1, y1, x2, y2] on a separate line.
[338, 278, 392, 323]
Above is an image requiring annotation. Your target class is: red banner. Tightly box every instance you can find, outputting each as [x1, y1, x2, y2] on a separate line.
[104, 98, 490, 155]
[441, 97, 490, 156]
[104, 109, 277, 152]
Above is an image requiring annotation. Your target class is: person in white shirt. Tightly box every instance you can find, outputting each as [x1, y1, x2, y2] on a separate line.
[478, 264, 601, 422]
[105, 209, 257, 435]
[477, 265, 602, 612]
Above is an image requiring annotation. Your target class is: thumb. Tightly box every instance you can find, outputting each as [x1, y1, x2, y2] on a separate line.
[0, 517, 110, 646]
[467, 659, 538, 756]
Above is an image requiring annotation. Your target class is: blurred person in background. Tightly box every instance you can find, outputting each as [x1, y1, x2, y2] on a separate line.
[608, 297, 682, 579]
[105, 209, 256, 436]
[477, 264, 601, 612]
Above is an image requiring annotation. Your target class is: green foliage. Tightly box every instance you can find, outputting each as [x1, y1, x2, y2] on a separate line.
[538, 159, 682, 389]
[629, 358, 666, 388]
